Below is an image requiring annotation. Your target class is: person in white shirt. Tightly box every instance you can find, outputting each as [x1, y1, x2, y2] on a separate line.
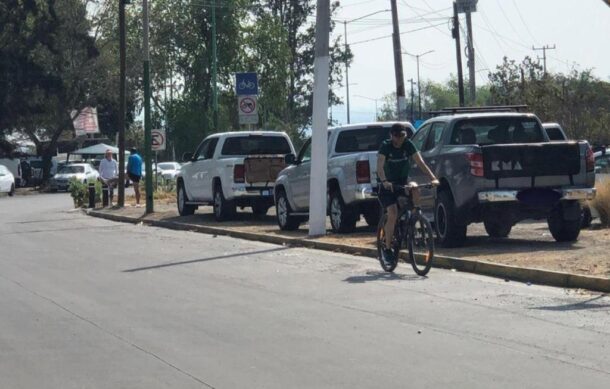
[98, 149, 119, 205]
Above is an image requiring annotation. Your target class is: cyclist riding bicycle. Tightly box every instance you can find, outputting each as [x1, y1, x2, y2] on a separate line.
[376, 124, 439, 265]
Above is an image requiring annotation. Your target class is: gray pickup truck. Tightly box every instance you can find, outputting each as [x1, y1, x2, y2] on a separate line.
[408, 109, 596, 247]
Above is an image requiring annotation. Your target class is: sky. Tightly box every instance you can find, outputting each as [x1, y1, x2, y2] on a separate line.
[330, 0, 610, 124]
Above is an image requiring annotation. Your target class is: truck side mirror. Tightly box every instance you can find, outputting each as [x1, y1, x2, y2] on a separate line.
[284, 153, 296, 165]
[182, 152, 193, 162]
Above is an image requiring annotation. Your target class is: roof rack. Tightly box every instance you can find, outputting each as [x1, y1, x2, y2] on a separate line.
[428, 104, 529, 116]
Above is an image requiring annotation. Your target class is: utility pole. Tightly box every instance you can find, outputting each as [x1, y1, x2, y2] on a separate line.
[403, 50, 434, 121]
[143, 0, 153, 213]
[211, 0, 219, 130]
[532, 44, 556, 75]
[408, 78, 415, 123]
[465, 10, 476, 104]
[390, 0, 407, 120]
[118, 0, 126, 207]
[308, 0, 330, 237]
[452, 1, 465, 107]
[343, 21, 350, 124]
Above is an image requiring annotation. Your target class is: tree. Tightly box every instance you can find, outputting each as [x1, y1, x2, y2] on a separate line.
[0, 0, 103, 180]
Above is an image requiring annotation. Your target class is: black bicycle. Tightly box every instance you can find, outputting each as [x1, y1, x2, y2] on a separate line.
[376, 183, 436, 276]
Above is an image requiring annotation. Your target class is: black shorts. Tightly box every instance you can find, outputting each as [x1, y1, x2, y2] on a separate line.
[378, 179, 410, 208]
[128, 173, 141, 183]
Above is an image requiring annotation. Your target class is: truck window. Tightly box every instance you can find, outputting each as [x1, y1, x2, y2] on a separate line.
[221, 136, 291, 156]
[545, 127, 566, 141]
[334, 126, 409, 153]
[422, 122, 446, 151]
[411, 124, 431, 151]
[298, 140, 312, 163]
[451, 117, 545, 145]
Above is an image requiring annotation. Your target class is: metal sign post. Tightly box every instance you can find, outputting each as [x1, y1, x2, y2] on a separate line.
[236, 73, 259, 128]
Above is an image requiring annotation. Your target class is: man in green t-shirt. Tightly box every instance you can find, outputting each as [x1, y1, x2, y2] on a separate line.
[376, 124, 439, 264]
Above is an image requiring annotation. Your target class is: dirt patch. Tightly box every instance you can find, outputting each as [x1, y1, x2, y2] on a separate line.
[93, 202, 610, 278]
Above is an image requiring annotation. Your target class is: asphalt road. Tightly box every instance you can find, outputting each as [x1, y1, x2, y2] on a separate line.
[1, 193, 609, 389]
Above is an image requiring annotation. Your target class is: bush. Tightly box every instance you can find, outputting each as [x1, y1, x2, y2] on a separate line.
[591, 180, 610, 226]
[68, 179, 101, 208]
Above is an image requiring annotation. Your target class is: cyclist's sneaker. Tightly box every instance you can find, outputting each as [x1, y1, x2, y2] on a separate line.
[382, 248, 395, 265]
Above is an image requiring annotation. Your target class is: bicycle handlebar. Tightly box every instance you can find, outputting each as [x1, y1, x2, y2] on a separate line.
[390, 183, 436, 192]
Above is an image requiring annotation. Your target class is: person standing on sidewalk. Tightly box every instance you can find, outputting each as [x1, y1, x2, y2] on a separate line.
[127, 147, 143, 207]
[98, 149, 119, 206]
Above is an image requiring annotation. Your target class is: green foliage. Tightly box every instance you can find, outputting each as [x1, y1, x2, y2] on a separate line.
[489, 56, 610, 145]
[68, 178, 101, 208]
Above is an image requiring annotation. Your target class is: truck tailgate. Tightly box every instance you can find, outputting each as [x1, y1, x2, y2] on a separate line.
[244, 156, 286, 184]
[482, 142, 580, 180]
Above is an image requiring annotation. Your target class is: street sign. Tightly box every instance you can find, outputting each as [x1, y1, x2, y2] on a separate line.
[235, 72, 258, 95]
[238, 95, 259, 125]
[71, 107, 99, 136]
[456, 0, 477, 13]
[151, 128, 166, 151]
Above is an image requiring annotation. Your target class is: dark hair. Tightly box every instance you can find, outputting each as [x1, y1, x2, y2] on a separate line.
[130, 148, 137, 154]
[390, 124, 406, 134]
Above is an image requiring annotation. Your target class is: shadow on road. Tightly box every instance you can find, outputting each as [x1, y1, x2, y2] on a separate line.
[122, 246, 291, 273]
[343, 270, 424, 284]
[530, 295, 610, 311]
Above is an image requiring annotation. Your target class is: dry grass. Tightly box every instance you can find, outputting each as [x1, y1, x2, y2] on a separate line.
[591, 180, 610, 226]
[126, 186, 176, 205]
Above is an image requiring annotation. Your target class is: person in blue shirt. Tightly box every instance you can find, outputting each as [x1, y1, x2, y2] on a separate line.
[127, 147, 143, 207]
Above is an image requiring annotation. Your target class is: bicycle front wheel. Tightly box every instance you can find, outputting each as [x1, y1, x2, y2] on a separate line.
[408, 211, 435, 276]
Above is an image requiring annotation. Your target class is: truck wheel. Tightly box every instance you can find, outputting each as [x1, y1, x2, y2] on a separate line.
[275, 189, 301, 231]
[252, 203, 269, 216]
[435, 190, 467, 247]
[213, 183, 236, 221]
[177, 181, 196, 216]
[8, 184, 15, 197]
[484, 219, 512, 238]
[548, 202, 581, 242]
[329, 190, 357, 233]
[363, 204, 381, 227]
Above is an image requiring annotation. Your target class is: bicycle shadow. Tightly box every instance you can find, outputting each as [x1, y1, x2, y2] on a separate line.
[343, 270, 424, 284]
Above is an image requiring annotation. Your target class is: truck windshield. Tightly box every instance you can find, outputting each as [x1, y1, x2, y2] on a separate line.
[335, 127, 397, 153]
[451, 117, 545, 145]
[221, 136, 291, 156]
[58, 166, 85, 174]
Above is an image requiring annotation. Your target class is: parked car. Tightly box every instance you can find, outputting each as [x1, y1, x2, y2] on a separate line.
[594, 148, 610, 182]
[176, 131, 296, 220]
[274, 122, 415, 232]
[50, 163, 99, 191]
[0, 164, 16, 196]
[542, 122, 568, 141]
[408, 108, 595, 247]
[0, 158, 22, 187]
[156, 162, 181, 181]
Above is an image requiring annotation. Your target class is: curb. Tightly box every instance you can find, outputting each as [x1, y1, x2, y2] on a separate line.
[86, 209, 610, 293]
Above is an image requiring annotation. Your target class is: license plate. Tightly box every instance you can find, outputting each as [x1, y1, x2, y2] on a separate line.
[261, 190, 271, 196]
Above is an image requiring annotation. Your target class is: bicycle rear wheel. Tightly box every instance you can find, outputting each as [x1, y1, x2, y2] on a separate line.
[376, 214, 398, 272]
[408, 211, 435, 276]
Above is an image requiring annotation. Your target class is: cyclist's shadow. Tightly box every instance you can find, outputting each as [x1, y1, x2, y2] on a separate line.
[343, 270, 425, 284]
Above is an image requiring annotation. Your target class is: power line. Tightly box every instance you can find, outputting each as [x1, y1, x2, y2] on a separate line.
[496, 0, 524, 42]
[348, 22, 448, 46]
[511, 0, 538, 45]
[400, 0, 452, 38]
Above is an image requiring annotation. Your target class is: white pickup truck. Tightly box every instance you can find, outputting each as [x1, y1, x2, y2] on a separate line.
[176, 131, 296, 220]
[274, 122, 415, 232]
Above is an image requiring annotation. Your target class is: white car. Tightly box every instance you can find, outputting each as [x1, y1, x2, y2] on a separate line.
[156, 162, 181, 180]
[50, 163, 99, 191]
[0, 164, 16, 196]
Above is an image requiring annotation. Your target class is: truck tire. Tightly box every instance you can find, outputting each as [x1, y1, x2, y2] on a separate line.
[252, 203, 270, 216]
[275, 189, 302, 231]
[177, 181, 196, 216]
[548, 202, 581, 242]
[484, 219, 512, 238]
[435, 190, 467, 247]
[363, 204, 381, 227]
[8, 183, 15, 197]
[329, 190, 357, 233]
[213, 183, 236, 221]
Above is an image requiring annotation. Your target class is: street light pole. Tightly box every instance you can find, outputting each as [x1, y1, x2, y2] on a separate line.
[354, 95, 380, 121]
[403, 50, 434, 121]
[118, 0, 126, 207]
[143, 0, 153, 213]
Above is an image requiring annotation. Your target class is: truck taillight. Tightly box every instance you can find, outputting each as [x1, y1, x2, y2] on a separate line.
[586, 146, 595, 172]
[233, 164, 245, 183]
[466, 153, 484, 177]
[356, 160, 370, 184]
